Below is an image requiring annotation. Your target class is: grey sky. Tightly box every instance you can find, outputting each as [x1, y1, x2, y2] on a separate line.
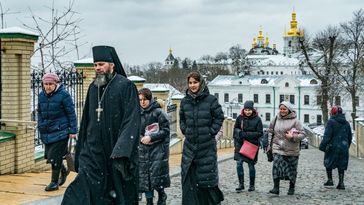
[1, 0, 363, 66]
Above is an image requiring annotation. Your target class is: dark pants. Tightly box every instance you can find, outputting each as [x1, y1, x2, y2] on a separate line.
[236, 160, 256, 178]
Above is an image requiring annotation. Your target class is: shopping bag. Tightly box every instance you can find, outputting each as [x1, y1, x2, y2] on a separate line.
[65, 138, 76, 172]
[239, 140, 259, 160]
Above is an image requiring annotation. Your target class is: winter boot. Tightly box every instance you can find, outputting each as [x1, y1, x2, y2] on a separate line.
[45, 169, 60, 191]
[324, 169, 334, 186]
[336, 172, 345, 190]
[58, 163, 69, 186]
[146, 197, 153, 205]
[248, 176, 255, 192]
[287, 180, 295, 195]
[269, 179, 280, 195]
[157, 189, 167, 205]
[235, 175, 244, 192]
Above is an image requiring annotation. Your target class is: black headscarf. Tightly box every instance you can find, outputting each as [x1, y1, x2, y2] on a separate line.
[92, 45, 127, 77]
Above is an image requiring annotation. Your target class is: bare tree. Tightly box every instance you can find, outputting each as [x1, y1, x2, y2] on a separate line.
[336, 9, 364, 128]
[144, 62, 163, 82]
[215, 52, 228, 65]
[299, 26, 342, 125]
[181, 57, 192, 70]
[22, 0, 83, 72]
[228, 44, 246, 74]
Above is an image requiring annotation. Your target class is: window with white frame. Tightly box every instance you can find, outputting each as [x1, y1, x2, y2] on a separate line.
[224, 93, 229, 102]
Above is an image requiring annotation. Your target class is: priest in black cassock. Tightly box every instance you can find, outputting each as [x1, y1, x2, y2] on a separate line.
[62, 45, 140, 205]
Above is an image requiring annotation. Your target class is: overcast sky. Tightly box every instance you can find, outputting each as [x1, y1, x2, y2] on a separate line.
[1, 0, 363, 66]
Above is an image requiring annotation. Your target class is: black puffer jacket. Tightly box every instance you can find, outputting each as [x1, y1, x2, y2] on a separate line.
[180, 87, 224, 188]
[139, 100, 170, 192]
[233, 110, 263, 164]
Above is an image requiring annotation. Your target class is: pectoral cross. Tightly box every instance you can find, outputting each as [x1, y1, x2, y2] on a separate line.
[96, 102, 103, 122]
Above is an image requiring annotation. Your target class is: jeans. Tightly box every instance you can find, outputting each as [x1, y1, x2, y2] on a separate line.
[145, 190, 153, 199]
[236, 160, 256, 178]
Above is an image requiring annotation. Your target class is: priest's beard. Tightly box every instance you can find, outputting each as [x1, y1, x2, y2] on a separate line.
[94, 72, 114, 87]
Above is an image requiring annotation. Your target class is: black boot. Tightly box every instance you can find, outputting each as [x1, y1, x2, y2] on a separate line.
[248, 176, 255, 192]
[269, 179, 279, 195]
[157, 189, 167, 205]
[235, 175, 244, 192]
[58, 163, 69, 186]
[146, 197, 153, 205]
[336, 172, 345, 190]
[45, 169, 60, 191]
[287, 180, 295, 195]
[324, 169, 334, 186]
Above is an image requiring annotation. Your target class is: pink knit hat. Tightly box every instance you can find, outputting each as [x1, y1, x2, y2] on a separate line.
[42, 73, 59, 83]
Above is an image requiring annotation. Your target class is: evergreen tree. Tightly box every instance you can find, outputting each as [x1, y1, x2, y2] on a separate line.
[191, 60, 198, 71]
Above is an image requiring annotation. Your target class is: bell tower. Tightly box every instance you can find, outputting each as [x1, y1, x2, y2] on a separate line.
[283, 10, 304, 57]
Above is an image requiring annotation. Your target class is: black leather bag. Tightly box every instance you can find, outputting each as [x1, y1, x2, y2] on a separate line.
[266, 116, 277, 162]
[65, 138, 76, 172]
[267, 148, 274, 162]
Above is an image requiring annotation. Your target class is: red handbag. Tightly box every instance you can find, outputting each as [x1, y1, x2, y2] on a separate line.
[239, 140, 259, 160]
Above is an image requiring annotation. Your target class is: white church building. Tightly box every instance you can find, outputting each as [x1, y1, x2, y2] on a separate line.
[208, 10, 363, 126]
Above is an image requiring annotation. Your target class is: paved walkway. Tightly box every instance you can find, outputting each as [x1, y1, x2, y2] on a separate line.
[165, 147, 364, 205]
[0, 148, 233, 205]
[1, 147, 363, 205]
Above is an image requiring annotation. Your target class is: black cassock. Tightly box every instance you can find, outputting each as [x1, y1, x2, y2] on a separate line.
[62, 74, 140, 205]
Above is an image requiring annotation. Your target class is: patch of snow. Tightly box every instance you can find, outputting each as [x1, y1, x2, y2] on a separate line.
[74, 58, 93, 64]
[0, 26, 38, 36]
[128, 76, 146, 82]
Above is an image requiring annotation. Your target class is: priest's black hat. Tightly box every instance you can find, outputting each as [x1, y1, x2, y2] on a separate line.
[92, 45, 127, 77]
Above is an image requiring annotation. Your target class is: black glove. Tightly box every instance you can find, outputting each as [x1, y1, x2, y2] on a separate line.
[239, 131, 247, 141]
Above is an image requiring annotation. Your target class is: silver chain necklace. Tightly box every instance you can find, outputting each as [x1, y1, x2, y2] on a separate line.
[96, 74, 116, 122]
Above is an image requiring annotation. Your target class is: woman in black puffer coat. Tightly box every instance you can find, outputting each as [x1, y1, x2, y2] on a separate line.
[180, 71, 225, 205]
[233, 100, 263, 192]
[138, 88, 170, 205]
[319, 106, 352, 190]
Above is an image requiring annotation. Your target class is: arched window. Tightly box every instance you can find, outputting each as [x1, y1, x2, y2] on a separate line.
[310, 79, 318, 84]
[285, 82, 289, 87]
[261, 79, 268, 84]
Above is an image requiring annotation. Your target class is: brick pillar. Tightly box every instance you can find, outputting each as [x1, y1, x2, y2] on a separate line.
[227, 117, 233, 148]
[222, 117, 228, 148]
[152, 90, 169, 112]
[171, 97, 183, 139]
[0, 27, 38, 173]
[129, 76, 145, 91]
